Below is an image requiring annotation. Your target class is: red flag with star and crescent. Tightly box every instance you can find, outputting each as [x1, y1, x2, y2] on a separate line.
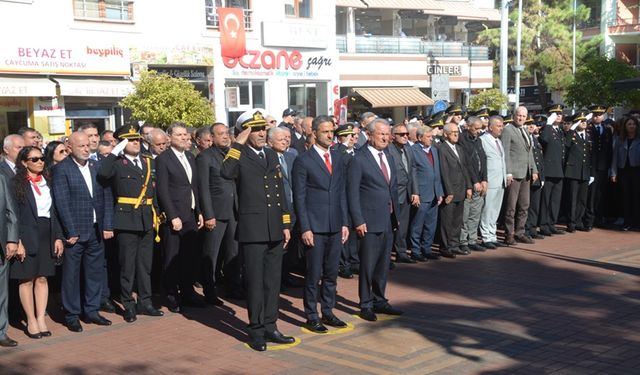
[217, 8, 246, 58]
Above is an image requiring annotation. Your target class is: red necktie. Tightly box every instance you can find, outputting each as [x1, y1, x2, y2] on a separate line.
[323, 152, 332, 175]
[27, 174, 42, 195]
[378, 152, 390, 184]
[425, 149, 434, 166]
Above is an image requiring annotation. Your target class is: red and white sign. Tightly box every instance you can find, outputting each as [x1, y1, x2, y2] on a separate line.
[217, 8, 246, 58]
[222, 48, 335, 80]
[0, 41, 130, 76]
[333, 96, 348, 125]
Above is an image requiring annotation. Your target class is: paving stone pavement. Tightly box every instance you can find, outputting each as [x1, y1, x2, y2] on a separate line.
[0, 227, 639, 374]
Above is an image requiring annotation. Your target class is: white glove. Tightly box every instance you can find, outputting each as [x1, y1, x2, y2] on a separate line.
[586, 113, 593, 122]
[458, 119, 466, 127]
[111, 139, 128, 156]
[546, 113, 557, 125]
[541, 181, 545, 187]
[570, 121, 580, 131]
[589, 176, 595, 185]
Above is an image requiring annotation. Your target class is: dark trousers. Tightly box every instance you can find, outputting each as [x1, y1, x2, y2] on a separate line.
[567, 178, 589, 229]
[282, 223, 303, 280]
[202, 217, 240, 297]
[540, 177, 563, 231]
[392, 201, 411, 258]
[504, 177, 531, 237]
[161, 219, 199, 299]
[243, 241, 283, 340]
[619, 166, 640, 227]
[117, 230, 153, 309]
[585, 169, 609, 226]
[439, 200, 464, 251]
[303, 232, 342, 320]
[358, 220, 393, 309]
[526, 184, 543, 234]
[62, 226, 104, 322]
[102, 238, 117, 303]
[410, 199, 439, 255]
[340, 227, 359, 270]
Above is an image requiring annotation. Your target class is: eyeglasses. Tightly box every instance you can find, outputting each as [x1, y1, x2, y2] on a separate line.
[269, 120, 277, 124]
[58, 149, 68, 154]
[251, 126, 267, 132]
[394, 132, 409, 137]
[27, 156, 45, 163]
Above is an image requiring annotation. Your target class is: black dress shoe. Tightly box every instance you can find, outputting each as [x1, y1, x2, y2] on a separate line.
[396, 255, 417, 264]
[136, 305, 164, 317]
[305, 320, 328, 333]
[494, 241, 507, 247]
[205, 295, 224, 306]
[123, 308, 137, 323]
[338, 268, 353, 279]
[482, 242, 497, 249]
[265, 330, 295, 344]
[166, 296, 181, 313]
[87, 314, 112, 326]
[66, 320, 83, 333]
[468, 244, 485, 251]
[577, 226, 592, 232]
[349, 266, 360, 275]
[40, 331, 52, 337]
[454, 247, 471, 255]
[359, 308, 377, 322]
[24, 328, 42, 339]
[550, 227, 566, 234]
[248, 339, 266, 352]
[100, 300, 116, 313]
[459, 245, 471, 252]
[374, 304, 404, 316]
[425, 253, 440, 260]
[531, 232, 544, 240]
[411, 254, 426, 262]
[440, 249, 456, 258]
[540, 229, 553, 236]
[322, 315, 348, 328]
[0, 336, 18, 347]
[566, 226, 576, 233]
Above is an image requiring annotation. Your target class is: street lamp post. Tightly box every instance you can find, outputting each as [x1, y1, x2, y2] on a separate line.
[513, 0, 524, 109]
[499, 0, 510, 115]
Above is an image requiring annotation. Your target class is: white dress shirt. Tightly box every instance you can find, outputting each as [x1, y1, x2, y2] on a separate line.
[73, 158, 96, 223]
[31, 177, 52, 218]
[367, 145, 390, 178]
[171, 147, 195, 209]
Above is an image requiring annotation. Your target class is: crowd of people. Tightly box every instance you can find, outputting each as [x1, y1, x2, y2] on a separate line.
[0, 103, 638, 351]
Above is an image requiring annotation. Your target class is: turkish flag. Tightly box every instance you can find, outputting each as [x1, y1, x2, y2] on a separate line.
[217, 8, 246, 58]
[333, 96, 348, 125]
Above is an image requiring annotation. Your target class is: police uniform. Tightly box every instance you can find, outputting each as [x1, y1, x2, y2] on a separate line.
[426, 114, 445, 143]
[97, 124, 163, 322]
[585, 105, 613, 227]
[539, 104, 567, 235]
[220, 109, 293, 351]
[563, 112, 592, 232]
[525, 116, 545, 238]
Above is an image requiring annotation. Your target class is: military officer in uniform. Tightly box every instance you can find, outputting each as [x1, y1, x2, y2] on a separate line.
[539, 104, 567, 236]
[98, 125, 164, 323]
[564, 111, 592, 232]
[221, 109, 294, 352]
[585, 105, 613, 229]
[525, 116, 545, 239]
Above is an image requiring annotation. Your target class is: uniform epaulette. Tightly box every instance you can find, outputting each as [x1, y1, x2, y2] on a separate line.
[282, 214, 291, 225]
[225, 148, 241, 161]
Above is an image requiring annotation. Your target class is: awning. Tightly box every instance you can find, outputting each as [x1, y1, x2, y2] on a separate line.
[353, 87, 434, 107]
[55, 78, 134, 97]
[0, 76, 57, 97]
[612, 77, 640, 90]
[341, 0, 445, 10]
[426, 2, 500, 21]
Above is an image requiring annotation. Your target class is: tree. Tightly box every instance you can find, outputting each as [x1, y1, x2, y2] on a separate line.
[120, 70, 214, 128]
[477, 0, 601, 107]
[566, 56, 640, 108]
[469, 88, 509, 112]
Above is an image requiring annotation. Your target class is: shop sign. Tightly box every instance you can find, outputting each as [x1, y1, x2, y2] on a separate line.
[130, 45, 214, 66]
[262, 22, 328, 49]
[34, 97, 64, 117]
[0, 97, 26, 109]
[222, 49, 334, 79]
[427, 65, 462, 76]
[151, 67, 208, 80]
[0, 41, 130, 76]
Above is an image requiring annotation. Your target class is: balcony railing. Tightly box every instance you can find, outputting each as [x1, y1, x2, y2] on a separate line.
[205, 7, 252, 30]
[336, 35, 489, 60]
[608, 17, 640, 27]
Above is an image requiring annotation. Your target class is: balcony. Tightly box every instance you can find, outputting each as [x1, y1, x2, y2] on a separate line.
[205, 8, 253, 30]
[336, 35, 489, 60]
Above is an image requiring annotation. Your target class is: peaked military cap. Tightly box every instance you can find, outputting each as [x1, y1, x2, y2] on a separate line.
[473, 107, 489, 118]
[336, 124, 355, 137]
[114, 124, 141, 140]
[525, 115, 534, 125]
[503, 114, 514, 124]
[445, 104, 462, 115]
[236, 109, 268, 132]
[573, 111, 588, 122]
[546, 104, 565, 114]
[533, 114, 548, 124]
[589, 105, 607, 114]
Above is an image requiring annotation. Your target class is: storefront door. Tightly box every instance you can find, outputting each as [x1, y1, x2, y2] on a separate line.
[288, 82, 328, 118]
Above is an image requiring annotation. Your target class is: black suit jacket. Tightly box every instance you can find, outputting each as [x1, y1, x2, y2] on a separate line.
[17, 183, 63, 256]
[387, 143, 418, 205]
[156, 148, 201, 223]
[532, 135, 545, 186]
[0, 160, 15, 185]
[437, 142, 472, 202]
[589, 124, 613, 172]
[196, 146, 237, 221]
[539, 125, 566, 178]
[564, 130, 592, 181]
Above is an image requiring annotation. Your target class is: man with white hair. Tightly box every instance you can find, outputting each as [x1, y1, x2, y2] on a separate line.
[1, 134, 24, 180]
[146, 129, 169, 158]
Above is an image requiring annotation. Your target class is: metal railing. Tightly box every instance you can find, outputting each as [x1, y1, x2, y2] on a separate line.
[608, 17, 640, 27]
[205, 7, 252, 30]
[336, 35, 489, 60]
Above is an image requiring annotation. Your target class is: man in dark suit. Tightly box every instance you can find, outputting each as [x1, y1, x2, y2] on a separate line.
[348, 118, 403, 322]
[564, 112, 592, 232]
[387, 124, 419, 263]
[437, 123, 473, 257]
[525, 117, 546, 239]
[292, 115, 350, 333]
[156, 122, 205, 313]
[539, 104, 567, 236]
[585, 105, 613, 229]
[1, 134, 23, 181]
[410, 126, 444, 261]
[52, 131, 114, 332]
[196, 123, 242, 302]
[0, 173, 18, 347]
[279, 108, 306, 154]
[98, 125, 164, 323]
[221, 109, 294, 352]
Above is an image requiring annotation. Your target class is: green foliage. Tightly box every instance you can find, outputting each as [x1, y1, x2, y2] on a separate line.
[120, 70, 214, 128]
[477, 0, 602, 105]
[469, 89, 509, 111]
[566, 56, 640, 108]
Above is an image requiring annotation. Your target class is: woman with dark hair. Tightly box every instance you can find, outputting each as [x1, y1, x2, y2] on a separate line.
[44, 140, 68, 169]
[611, 116, 640, 230]
[11, 146, 64, 339]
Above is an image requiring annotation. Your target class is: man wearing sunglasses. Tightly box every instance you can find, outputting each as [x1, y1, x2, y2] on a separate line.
[387, 124, 419, 264]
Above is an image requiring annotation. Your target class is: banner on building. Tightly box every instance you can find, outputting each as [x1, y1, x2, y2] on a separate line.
[333, 96, 348, 125]
[217, 8, 247, 58]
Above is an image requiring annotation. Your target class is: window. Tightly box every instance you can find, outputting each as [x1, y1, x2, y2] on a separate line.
[205, 0, 252, 29]
[285, 0, 311, 18]
[288, 82, 326, 118]
[225, 80, 265, 126]
[73, 0, 133, 21]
